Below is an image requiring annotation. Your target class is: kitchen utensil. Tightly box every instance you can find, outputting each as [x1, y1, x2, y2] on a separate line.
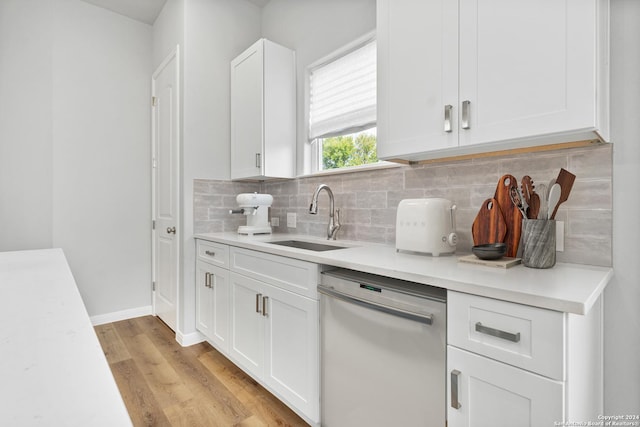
[549, 168, 576, 219]
[521, 176, 541, 219]
[509, 186, 528, 218]
[536, 183, 548, 219]
[547, 183, 561, 220]
[472, 243, 507, 260]
[471, 198, 507, 246]
[494, 174, 523, 258]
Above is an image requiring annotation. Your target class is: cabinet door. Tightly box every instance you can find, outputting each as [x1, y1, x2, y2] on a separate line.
[231, 40, 263, 180]
[195, 262, 213, 339]
[377, 0, 458, 159]
[458, 0, 599, 147]
[263, 284, 319, 423]
[447, 346, 563, 427]
[229, 272, 264, 378]
[196, 262, 230, 353]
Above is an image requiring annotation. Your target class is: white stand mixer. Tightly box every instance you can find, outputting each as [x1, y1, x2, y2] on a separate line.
[229, 193, 273, 235]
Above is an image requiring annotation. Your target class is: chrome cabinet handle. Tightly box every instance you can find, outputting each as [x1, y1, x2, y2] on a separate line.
[451, 370, 462, 409]
[255, 153, 261, 168]
[475, 322, 521, 343]
[204, 272, 211, 288]
[444, 104, 453, 133]
[256, 293, 262, 314]
[262, 296, 269, 317]
[204, 250, 215, 257]
[166, 226, 176, 234]
[461, 100, 471, 129]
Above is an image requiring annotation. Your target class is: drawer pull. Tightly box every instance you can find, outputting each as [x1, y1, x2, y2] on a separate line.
[475, 322, 521, 343]
[205, 250, 216, 257]
[451, 369, 462, 409]
[461, 100, 471, 129]
[256, 293, 262, 314]
[444, 104, 453, 133]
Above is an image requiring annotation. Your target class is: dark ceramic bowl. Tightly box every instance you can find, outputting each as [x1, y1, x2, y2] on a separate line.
[472, 243, 507, 260]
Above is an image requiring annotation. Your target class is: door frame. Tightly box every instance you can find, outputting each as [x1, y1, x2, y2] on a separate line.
[151, 45, 181, 331]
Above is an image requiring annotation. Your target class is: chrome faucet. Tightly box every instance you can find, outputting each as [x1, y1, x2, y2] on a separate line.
[309, 184, 341, 240]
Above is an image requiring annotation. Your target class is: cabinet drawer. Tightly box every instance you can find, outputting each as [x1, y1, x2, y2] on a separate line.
[230, 247, 320, 299]
[196, 240, 230, 268]
[448, 291, 564, 380]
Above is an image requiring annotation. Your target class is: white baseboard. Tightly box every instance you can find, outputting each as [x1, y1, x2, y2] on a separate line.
[176, 329, 206, 347]
[90, 305, 153, 326]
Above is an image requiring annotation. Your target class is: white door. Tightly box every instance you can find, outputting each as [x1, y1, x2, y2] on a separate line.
[458, 0, 598, 147]
[264, 285, 319, 422]
[229, 272, 264, 378]
[376, 0, 458, 159]
[230, 40, 264, 179]
[447, 346, 563, 427]
[152, 47, 180, 331]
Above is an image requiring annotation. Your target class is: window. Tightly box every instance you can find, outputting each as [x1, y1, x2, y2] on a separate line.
[308, 35, 377, 172]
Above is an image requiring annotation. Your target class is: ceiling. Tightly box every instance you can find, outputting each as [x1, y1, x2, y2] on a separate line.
[80, 0, 270, 26]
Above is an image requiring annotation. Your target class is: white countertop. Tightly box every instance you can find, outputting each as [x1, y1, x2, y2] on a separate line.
[0, 249, 132, 427]
[195, 232, 613, 315]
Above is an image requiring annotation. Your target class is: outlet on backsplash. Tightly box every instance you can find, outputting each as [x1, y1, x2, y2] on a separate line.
[271, 217, 279, 227]
[287, 212, 297, 228]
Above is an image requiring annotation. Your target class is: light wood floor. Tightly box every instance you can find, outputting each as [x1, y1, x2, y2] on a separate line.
[95, 315, 309, 427]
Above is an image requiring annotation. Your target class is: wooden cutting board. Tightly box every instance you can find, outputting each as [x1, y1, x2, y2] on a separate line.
[471, 198, 507, 246]
[494, 174, 523, 257]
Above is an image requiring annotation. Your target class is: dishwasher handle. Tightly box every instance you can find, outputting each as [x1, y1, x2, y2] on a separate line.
[318, 285, 434, 325]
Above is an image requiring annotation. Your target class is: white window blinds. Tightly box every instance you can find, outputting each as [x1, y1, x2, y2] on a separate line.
[309, 39, 376, 140]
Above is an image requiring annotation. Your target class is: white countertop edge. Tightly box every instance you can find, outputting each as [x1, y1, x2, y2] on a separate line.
[194, 232, 613, 315]
[0, 248, 132, 426]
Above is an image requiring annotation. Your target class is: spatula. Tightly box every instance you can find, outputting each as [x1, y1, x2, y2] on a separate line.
[547, 183, 561, 220]
[550, 168, 576, 219]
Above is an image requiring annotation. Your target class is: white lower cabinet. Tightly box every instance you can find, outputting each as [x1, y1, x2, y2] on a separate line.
[447, 291, 603, 427]
[195, 240, 320, 426]
[196, 259, 230, 354]
[448, 346, 563, 427]
[230, 272, 319, 423]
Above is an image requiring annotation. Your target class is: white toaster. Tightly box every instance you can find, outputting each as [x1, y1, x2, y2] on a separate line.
[395, 198, 458, 256]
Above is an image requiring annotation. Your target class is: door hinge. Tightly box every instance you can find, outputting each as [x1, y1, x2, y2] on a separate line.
[152, 281, 156, 291]
[152, 96, 157, 107]
[152, 220, 156, 230]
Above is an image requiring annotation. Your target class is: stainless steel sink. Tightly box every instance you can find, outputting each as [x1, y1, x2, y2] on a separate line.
[267, 240, 348, 252]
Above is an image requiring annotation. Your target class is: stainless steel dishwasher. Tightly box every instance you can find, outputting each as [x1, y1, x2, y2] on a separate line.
[319, 268, 446, 426]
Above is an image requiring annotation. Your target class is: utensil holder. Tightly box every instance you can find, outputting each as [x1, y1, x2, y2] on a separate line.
[522, 219, 556, 269]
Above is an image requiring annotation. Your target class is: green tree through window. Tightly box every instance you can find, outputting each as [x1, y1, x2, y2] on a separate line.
[321, 131, 378, 170]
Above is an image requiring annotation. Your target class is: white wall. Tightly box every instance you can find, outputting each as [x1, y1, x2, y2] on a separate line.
[180, 0, 261, 334]
[607, 0, 640, 414]
[51, 0, 152, 317]
[152, 0, 261, 336]
[0, 0, 53, 251]
[1, 0, 152, 318]
[261, 0, 376, 175]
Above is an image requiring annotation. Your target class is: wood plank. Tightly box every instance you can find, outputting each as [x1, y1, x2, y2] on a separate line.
[94, 322, 131, 364]
[132, 317, 252, 424]
[110, 358, 173, 427]
[198, 349, 308, 427]
[98, 316, 308, 427]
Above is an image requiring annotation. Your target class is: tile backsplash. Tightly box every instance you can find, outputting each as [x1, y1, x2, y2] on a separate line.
[194, 144, 612, 267]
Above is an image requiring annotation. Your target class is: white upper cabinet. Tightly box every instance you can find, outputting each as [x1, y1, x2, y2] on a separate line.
[377, 0, 609, 162]
[230, 39, 296, 180]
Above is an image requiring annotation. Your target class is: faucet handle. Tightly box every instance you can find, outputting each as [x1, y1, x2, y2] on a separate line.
[330, 209, 341, 240]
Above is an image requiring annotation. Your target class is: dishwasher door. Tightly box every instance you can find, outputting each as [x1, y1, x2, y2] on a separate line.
[319, 269, 446, 427]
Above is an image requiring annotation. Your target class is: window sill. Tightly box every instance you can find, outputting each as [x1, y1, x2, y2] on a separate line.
[298, 161, 403, 179]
